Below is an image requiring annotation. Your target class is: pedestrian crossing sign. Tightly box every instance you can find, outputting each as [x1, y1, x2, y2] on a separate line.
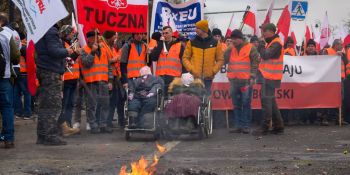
[291, 1, 308, 21]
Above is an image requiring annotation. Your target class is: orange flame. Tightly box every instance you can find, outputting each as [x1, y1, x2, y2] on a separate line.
[156, 142, 167, 154]
[119, 143, 166, 175]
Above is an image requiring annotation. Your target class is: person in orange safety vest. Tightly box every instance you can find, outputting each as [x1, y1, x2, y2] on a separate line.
[150, 26, 185, 96]
[80, 30, 114, 134]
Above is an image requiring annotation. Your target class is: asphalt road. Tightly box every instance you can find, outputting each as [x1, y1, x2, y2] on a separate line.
[1, 118, 350, 175]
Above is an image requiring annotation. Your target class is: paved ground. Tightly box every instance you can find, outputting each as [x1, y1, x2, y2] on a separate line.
[0, 118, 350, 175]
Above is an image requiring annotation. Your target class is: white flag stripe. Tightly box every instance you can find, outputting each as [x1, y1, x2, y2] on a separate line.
[213, 55, 341, 83]
[12, 0, 68, 43]
[124, 0, 148, 5]
[282, 55, 341, 83]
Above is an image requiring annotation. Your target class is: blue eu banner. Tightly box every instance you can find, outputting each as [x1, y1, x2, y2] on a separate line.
[151, 0, 204, 39]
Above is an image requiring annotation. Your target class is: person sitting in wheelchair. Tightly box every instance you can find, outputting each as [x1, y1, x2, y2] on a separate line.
[165, 73, 206, 131]
[128, 66, 164, 128]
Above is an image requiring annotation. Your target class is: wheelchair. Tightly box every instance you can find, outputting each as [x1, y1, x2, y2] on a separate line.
[163, 91, 213, 140]
[124, 88, 164, 141]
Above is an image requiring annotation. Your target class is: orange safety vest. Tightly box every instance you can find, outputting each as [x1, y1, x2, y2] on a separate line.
[346, 49, 350, 76]
[148, 39, 158, 50]
[156, 42, 182, 77]
[101, 42, 121, 77]
[259, 37, 284, 80]
[80, 45, 109, 83]
[227, 43, 252, 79]
[20, 55, 27, 73]
[127, 43, 146, 78]
[62, 42, 80, 81]
[20, 40, 27, 73]
[284, 47, 296, 56]
[326, 48, 346, 79]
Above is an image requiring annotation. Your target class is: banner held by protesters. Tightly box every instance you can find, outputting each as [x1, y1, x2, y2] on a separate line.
[151, 0, 204, 39]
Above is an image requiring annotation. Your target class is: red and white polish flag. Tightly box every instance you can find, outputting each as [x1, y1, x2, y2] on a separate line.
[210, 55, 341, 110]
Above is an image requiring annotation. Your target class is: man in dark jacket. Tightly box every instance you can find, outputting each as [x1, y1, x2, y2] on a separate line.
[127, 66, 164, 128]
[35, 25, 73, 145]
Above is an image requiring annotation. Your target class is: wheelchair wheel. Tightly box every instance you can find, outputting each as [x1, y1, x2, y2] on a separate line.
[204, 100, 213, 137]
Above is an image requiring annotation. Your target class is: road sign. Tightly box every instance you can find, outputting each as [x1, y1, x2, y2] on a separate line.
[291, 1, 308, 21]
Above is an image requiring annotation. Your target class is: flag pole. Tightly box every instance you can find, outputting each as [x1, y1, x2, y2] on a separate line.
[225, 12, 234, 36]
[147, 0, 151, 64]
[239, 5, 250, 31]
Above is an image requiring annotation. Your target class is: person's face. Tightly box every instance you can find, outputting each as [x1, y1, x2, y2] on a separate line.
[232, 38, 243, 46]
[213, 35, 221, 42]
[225, 38, 232, 46]
[335, 42, 343, 51]
[133, 33, 143, 41]
[195, 28, 205, 37]
[87, 36, 95, 47]
[66, 31, 76, 41]
[251, 41, 259, 47]
[306, 45, 316, 53]
[262, 30, 274, 39]
[287, 42, 294, 48]
[162, 28, 173, 41]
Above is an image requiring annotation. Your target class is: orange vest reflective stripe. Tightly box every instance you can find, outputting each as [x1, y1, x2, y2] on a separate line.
[326, 48, 345, 78]
[346, 49, 350, 76]
[127, 43, 146, 78]
[156, 42, 182, 77]
[63, 42, 80, 81]
[284, 47, 296, 56]
[259, 37, 284, 80]
[80, 45, 109, 83]
[20, 55, 27, 73]
[227, 43, 252, 79]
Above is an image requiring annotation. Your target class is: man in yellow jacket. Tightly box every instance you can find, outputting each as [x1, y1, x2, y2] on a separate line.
[182, 20, 224, 93]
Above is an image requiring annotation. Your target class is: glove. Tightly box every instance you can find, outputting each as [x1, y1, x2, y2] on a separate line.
[146, 93, 155, 98]
[128, 93, 134, 100]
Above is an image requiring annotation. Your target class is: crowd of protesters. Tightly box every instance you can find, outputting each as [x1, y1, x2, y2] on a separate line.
[0, 11, 350, 148]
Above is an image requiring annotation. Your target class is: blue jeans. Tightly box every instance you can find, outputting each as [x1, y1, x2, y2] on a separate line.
[230, 79, 253, 129]
[14, 75, 32, 117]
[204, 79, 213, 95]
[0, 78, 14, 141]
[58, 81, 77, 126]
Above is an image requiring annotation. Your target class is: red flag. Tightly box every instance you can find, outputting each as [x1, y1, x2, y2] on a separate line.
[277, 2, 291, 42]
[344, 34, 350, 48]
[26, 40, 37, 96]
[263, 0, 275, 25]
[225, 13, 235, 38]
[305, 25, 311, 43]
[243, 4, 258, 35]
[290, 31, 297, 47]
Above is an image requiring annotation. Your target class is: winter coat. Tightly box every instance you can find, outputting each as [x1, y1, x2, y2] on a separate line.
[35, 26, 68, 74]
[182, 35, 224, 79]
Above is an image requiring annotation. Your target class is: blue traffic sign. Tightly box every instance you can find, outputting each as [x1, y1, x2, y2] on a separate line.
[291, 1, 308, 21]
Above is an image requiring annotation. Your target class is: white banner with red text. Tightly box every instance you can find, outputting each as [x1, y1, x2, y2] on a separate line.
[211, 55, 342, 110]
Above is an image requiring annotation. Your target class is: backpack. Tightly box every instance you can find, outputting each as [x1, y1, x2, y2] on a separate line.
[0, 42, 5, 78]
